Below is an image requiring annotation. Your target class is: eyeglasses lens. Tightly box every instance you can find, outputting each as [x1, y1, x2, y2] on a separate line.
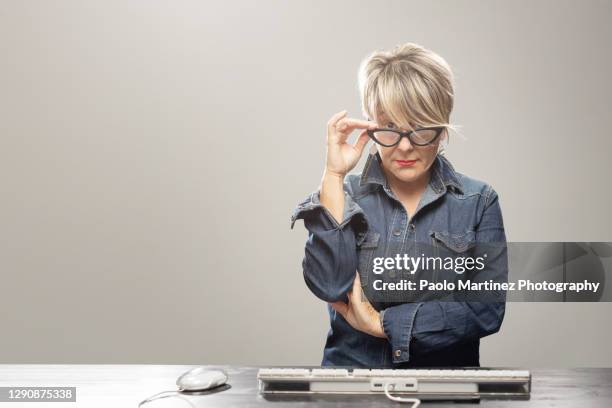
[372, 129, 439, 146]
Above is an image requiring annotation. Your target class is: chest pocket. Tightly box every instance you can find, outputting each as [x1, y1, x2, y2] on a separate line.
[357, 231, 380, 288]
[429, 230, 477, 299]
[430, 230, 476, 255]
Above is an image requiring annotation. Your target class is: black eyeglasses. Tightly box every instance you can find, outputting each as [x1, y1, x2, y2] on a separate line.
[367, 126, 444, 147]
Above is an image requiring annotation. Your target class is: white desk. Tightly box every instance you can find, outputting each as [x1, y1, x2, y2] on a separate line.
[1, 365, 611, 407]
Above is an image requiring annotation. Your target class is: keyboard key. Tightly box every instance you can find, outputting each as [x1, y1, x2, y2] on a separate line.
[352, 369, 372, 377]
[311, 369, 349, 377]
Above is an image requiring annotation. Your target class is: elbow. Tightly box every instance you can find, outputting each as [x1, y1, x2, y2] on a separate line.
[300, 234, 358, 303]
[303, 264, 353, 303]
[488, 319, 503, 336]
[486, 302, 506, 336]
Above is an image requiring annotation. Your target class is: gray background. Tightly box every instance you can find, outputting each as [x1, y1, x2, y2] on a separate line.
[1, 0, 611, 366]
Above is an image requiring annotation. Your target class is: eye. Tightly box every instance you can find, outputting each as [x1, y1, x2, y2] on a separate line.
[386, 122, 397, 129]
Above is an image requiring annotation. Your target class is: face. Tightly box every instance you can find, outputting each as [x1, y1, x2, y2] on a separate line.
[372, 113, 442, 185]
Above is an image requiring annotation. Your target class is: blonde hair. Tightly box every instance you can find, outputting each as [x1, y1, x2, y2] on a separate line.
[358, 43, 460, 142]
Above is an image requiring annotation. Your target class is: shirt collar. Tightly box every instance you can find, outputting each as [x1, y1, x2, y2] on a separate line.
[359, 151, 464, 195]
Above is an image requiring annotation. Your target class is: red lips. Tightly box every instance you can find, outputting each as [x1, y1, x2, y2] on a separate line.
[395, 159, 417, 167]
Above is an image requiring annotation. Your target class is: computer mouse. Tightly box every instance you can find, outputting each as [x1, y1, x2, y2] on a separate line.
[176, 367, 228, 392]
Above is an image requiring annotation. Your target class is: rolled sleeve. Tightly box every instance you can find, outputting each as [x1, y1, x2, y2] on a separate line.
[382, 300, 505, 364]
[410, 301, 505, 355]
[291, 189, 369, 302]
[291, 189, 368, 243]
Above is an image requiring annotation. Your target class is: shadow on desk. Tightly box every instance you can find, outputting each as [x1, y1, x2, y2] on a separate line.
[181, 384, 232, 396]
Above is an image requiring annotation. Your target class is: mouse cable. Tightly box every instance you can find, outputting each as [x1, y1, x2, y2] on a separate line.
[383, 382, 421, 407]
[138, 390, 196, 408]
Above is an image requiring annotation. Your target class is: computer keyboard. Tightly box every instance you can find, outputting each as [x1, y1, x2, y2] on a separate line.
[258, 367, 531, 402]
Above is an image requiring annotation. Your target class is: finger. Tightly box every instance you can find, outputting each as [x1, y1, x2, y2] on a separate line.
[353, 273, 364, 302]
[334, 119, 375, 145]
[336, 118, 377, 133]
[330, 301, 348, 317]
[327, 110, 348, 130]
[354, 272, 371, 304]
[352, 130, 370, 152]
[347, 274, 360, 303]
[346, 288, 353, 303]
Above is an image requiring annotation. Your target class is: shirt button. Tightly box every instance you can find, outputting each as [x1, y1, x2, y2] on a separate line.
[395, 350, 402, 357]
[393, 229, 401, 236]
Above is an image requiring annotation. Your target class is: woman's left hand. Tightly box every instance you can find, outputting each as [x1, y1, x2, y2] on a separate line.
[330, 273, 387, 338]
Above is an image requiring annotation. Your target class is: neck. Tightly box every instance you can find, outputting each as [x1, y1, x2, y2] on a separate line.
[386, 168, 432, 200]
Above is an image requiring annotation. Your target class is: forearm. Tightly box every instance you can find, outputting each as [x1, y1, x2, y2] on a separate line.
[412, 301, 505, 350]
[320, 170, 345, 226]
[382, 300, 505, 364]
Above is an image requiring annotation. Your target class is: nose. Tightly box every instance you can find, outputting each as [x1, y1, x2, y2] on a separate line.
[397, 134, 414, 151]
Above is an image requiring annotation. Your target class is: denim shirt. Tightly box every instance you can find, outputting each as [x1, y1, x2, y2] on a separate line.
[290, 152, 507, 368]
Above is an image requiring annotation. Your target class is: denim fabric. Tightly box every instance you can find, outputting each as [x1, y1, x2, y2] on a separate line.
[291, 152, 507, 367]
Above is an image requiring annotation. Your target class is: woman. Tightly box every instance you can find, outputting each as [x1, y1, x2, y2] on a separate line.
[291, 43, 507, 367]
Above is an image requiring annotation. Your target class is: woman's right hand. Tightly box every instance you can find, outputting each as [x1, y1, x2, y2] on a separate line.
[325, 110, 378, 177]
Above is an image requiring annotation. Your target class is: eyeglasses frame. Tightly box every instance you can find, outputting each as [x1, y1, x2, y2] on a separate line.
[367, 126, 445, 147]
